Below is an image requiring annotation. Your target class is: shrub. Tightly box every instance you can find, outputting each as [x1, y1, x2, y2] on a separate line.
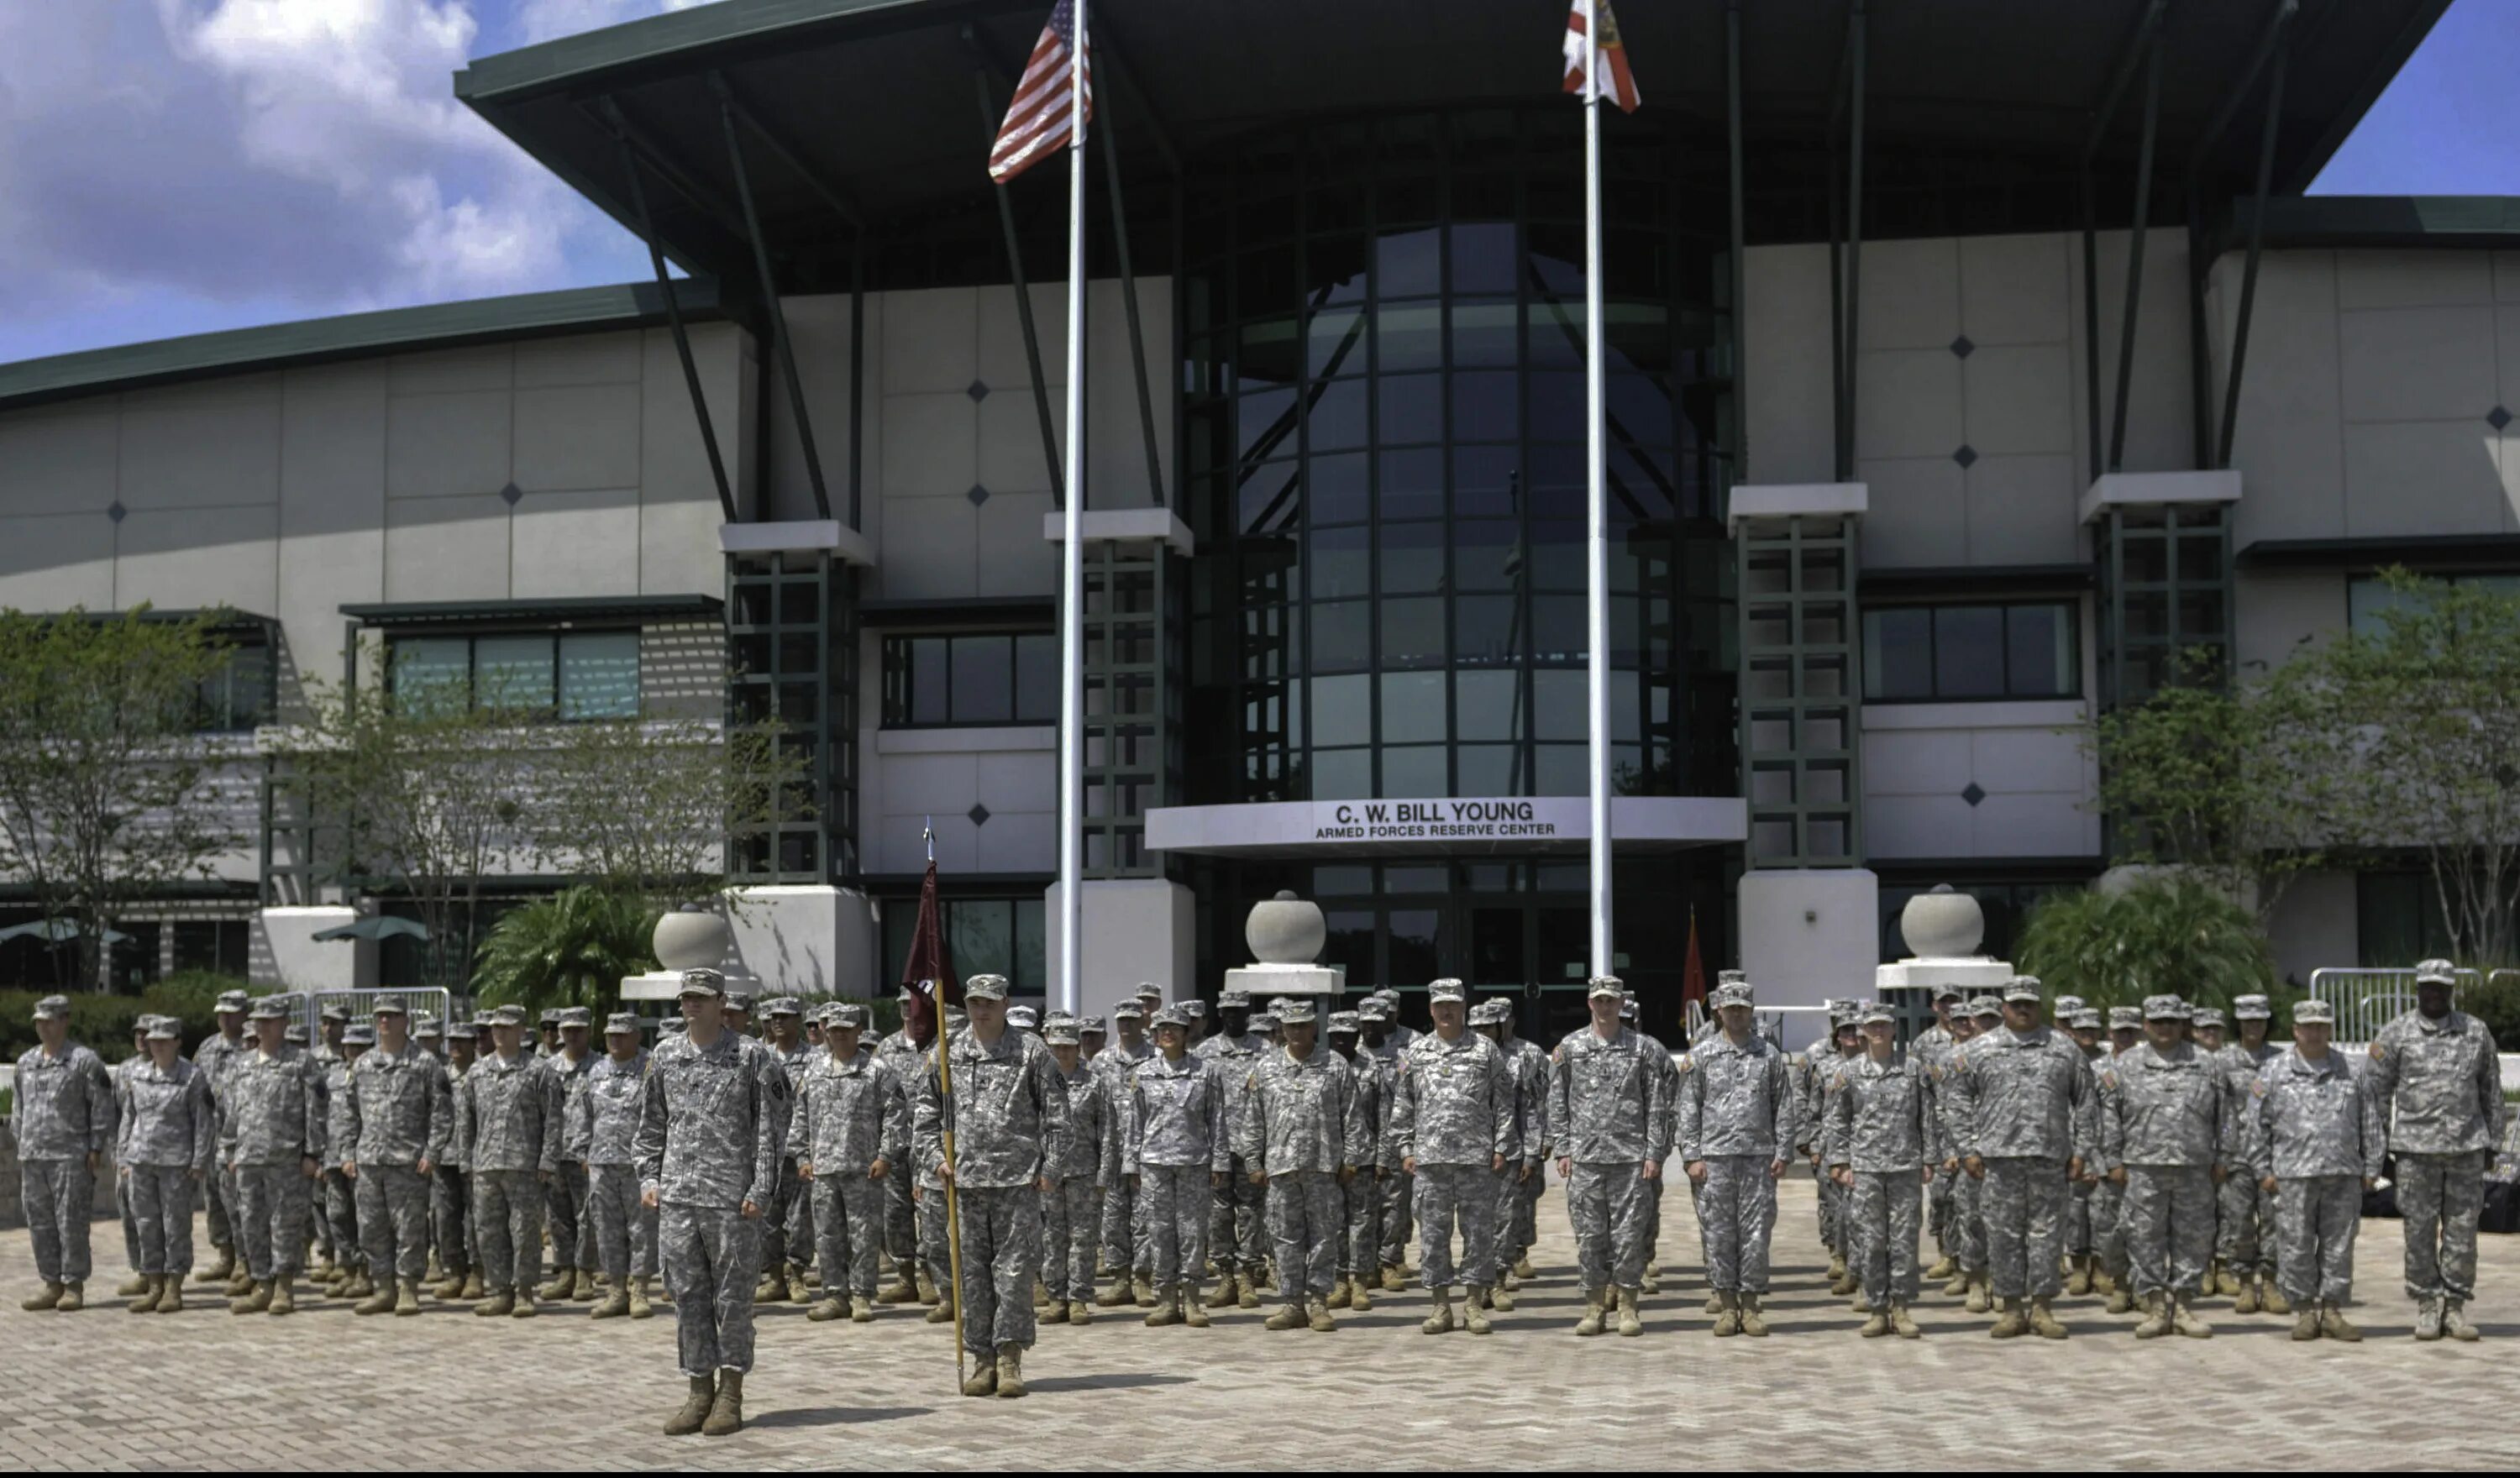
[2465, 970, 2520, 1051]
[0, 972, 251, 1063]
[471, 886, 658, 1015]
[2015, 877, 2281, 1017]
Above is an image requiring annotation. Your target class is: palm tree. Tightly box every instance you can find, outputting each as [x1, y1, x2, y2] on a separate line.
[2015, 878, 2277, 1014]
[472, 886, 657, 1014]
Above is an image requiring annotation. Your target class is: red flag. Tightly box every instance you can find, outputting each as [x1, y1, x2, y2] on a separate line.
[897, 857, 960, 1039]
[1682, 905, 1707, 1012]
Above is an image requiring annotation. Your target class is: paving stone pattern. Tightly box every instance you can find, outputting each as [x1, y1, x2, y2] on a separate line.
[3, 1175, 2512, 1470]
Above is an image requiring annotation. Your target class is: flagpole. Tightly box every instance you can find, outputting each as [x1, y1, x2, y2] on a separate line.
[1056, 0, 1089, 1019]
[1583, 0, 1614, 979]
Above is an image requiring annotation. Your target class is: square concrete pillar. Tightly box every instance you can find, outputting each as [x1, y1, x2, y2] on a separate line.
[1738, 868, 1879, 1051]
[1042, 878, 1196, 1024]
[725, 885, 879, 999]
[257, 906, 374, 991]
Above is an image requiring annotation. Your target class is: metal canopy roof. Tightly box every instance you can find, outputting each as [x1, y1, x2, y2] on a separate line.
[457, 0, 2447, 291]
[339, 594, 724, 628]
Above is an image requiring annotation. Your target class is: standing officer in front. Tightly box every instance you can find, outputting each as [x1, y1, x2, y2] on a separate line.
[340, 997, 454, 1317]
[15, 995, 116, 1313]
[1946, 977, 2092, 1340]
[1677, 979, 1798, 1337]
[2365, 957, 2505, 1341]
[1389, 978, 1517, 1336]
[1551, 975, 1667, 1338]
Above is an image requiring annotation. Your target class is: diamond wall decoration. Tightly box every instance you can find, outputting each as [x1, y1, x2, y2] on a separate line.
[1953, 444, 1978, 469]
[500, 481, 523, 506]
[1960, 782, 1986, 807]
[2490, 406, 2512, 431]
[968, 804, 991, 827]
[967, 485, 990, 507]
[107, 501, 127, 523]
[967, 380, 991, 403]
[1950, 335, 1975, 359]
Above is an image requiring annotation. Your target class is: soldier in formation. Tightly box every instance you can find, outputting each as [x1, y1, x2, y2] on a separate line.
[113, 1014, 213, 1313]
[1823, 1004, 1932, 1339]
[1238, 998, 1363, 1332]
[218, 995, 324, 1316]
[756, 997, 814, 1304]
[2365, 958, 2506, 1340]
[1391, 978, 1518, 1336]
[1038, 1015, 1110, 1324]
[2250, 997, 2383, 1340]
[433, 1022, 478, 1298]
[581, 1011, 658, 1319]
[455, 1003, 557, 1318]
[872, 989, 939, 1308]
[339, 998, 454, 1318]
[791, 1002, 903, 1324]
[1357, 996, 1413, 1291]
[1325, 1010, 1387, 1312]
[1124, 1004, 1229, 1327]
[191, 988, 252, 1289]
[1550, 976, 1666, 1336]
[14, 995, 116, 1313]
[2094, 995, 2225, 1339]
[1911, 986, 1965, 1287]
[2092, 1005, 2142, 1311]
[1676, 978, 1797, 1336]
[1089, 996, 1156, 1308]
[535, 1007, 597, 1305]
[1945, 977, 2092, 1339]
[1194, 988, 1268, 1309]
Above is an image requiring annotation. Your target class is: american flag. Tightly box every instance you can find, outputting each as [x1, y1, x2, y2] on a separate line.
[1562, 0, 1641, 114]
[989, 0, 1094, 184]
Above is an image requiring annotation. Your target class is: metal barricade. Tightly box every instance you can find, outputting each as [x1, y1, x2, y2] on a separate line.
[302, 986, 459, 1044]
[2307, 967, 2477, 1045]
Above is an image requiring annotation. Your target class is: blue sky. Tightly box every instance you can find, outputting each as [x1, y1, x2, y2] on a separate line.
[0, 0, 2515, 367]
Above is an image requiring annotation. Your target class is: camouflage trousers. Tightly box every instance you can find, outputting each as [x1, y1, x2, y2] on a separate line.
[473, 1169, 546, 1292]
[128, 1166, 196, 1276]
[1812, 1161, 1842, 1254]
[1515, 1169, 1545, 1259]
[1378, 1166, 1415, 1268]
[354, 1163, 432, 1281]
[207, 1163, 237, 1254]
[589, 1163, 659, 1281]
[116, 1160, 140, 1273]
[543, 1161, 591, 1272]
[1264, 1171, 1343, 1301]
[1698, 1156, 1777, 1294]
[780, 1157, 813, 1271]
[2274, 1175, 2361, 1306]
[1042, 1176, 1099, 1301]
[1487, 1165, 1535, 1281]
[1565, 1161, 1653, 1292]
[1099, 1168, 1139, 1274]
[2122, 1163, 2214, 1297]
[430, 1164, 469, 1275]
[234, 1162, 314, 1280]
[1981, 1156, 2068, 1299]
[1209, 1153, 1266, 1275]
[1638, 1166, 1665, 1266]
[884, 1160, 919, 1270]
[806, 1169, 881, 1298]
[954, 1184, 1044, 1357]
[2215, 1167, 2276, 1276]
[916, 1182, 949, 1286]
[2064, 1174, 2095, 1257]
[1413, 1162, 1498, 1291]
[1340, 1171, 1379, 1276]
[323, 1168, 362, 1271]
[2092, 1175, 2129, 1281]
[1927, 1153, 1958, 1255]
[1951, 1161, 1988, 1271]
[1849, 1170, 1924, 1308]
[659, 1202, 759, 1376]
[2396, 1149, 2486, 1302]
[1137, 1163, 1210, 1292]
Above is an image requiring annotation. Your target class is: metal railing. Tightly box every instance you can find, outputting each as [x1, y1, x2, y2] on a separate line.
[2307, 967, 2496, 1044]
[301, 987, 459, 1046]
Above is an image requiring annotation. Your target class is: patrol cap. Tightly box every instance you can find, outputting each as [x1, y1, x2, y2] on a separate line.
[144, 1017, 182, 1041]
[415, 1015, 444, 1037]
[1179, 998, 1208, 1018]
[32, 994, 70, 1021]
[370, 996, 409, 1017]
[1859, 1004, 1895, 1026]
[2414, 957, 2457, 987]
[1427, 977, 1467, 1004]
[1006, 1005, 1039, 1029]
[341, 1024, 375, 1046]
[659, 1018, 687, 1035]
[1216, 989, 1252, 1010]
[2141, 994, 2190, 1021]
[539, 1009, 563, 1027]
[964, 973, 1011, 1001]
[764, 997, 801, 1018]
[551, 1006, 587, 1030]
[283, 1025, 308, 1045]
[491, 1004, 528, 1027]
[130, 1014, 158, 1035]
[1278, 1000, 1318, 1026]
[832, 1004, 867, 1031]
[1588, 975, 1625, 999]
[1934, 984, 1968, 1003]
[2054, 994, 2086, 1016]
[446, 1023, 478, 1042]
[2001, 977, 2043, 1004]
[2292, 998, 2335, 1025]
[1135, 981, 1163, 998]
[1466, 1001, 1498, 1025]
[1152, 1005, 1190, 1030]
[1079, 1016, 1106, 1036]
[249, 995, 289, 1020]
[605, 1013, 640, 1035]
[2232, 993, 2272, 1020]
[1112, 1001, 1145, 1021]
[678, 967, 725, 998]
[1967, 995, 2003, 1018]
[1328, 1011, 1359, 1034]
[2068, 1009, 2103, 1030]
[2191, 1006, 2226, 1029]
[1716, 969, 1750, 985]
[723, 990, 753, 1014]
[1042, 1019, 1080, 1046]
[1250, 1012, 1278, 1033]
[319, 1002, 350, 1024]
[214, 989, 251, 1014]
[2108, 1005, 2142, 1030]
[1710, 982, 1753, 1011]
[1355, 998, 1389, 1022]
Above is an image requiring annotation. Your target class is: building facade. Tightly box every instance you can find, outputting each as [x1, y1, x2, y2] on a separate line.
[0, 0, 2497, 1035]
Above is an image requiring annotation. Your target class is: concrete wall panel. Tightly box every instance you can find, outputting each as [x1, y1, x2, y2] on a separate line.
[0, 409, 118, 516]
[385, 390, 512, 499]
[514, 383, 642, 492]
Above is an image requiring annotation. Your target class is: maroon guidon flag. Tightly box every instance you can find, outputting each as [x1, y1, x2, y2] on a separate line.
[897, 857, 961, 1039]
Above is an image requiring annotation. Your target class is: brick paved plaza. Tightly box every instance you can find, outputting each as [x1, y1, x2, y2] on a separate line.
[4, 1177, 2512, 1471]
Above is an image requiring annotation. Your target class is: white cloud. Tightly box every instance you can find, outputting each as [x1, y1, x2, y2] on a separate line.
[515, 0, 717, 47]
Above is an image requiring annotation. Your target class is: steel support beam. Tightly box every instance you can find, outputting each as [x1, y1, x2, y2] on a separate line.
[850, 234, 867, 528]
[1830, 2, 1866, 483]
[965, 32, 1067, 507]
[1098, 115, 1167, 508]
[714, 72, 866, 233]
[722, 98, 832, 521]
[1727, 0, 1748, 493]
[2107, 19, 2166, 472]
[612, 121, 737, 524]
[1080, 10, 1179, 176]
[2218, 24, 2293, 469]
[597, 98, 756, 250]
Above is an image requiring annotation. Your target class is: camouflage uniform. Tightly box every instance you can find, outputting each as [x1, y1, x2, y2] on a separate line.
[1946, 1017, 2094, 1302]
[788, 1046, 906, 1302]
[318, 1055, 363, 1281]
[2213, 1034, 2283, 1283]
[192, 1026, 250, 1260]
[873, 1026, 936, 1282]
[2365, 1004, 2505, 1309]
[111, 1043, 147, 1279]
[2096, 1036, 2225, 1298]
[13, 1035, 116, 1287]
[1496, 1028, 1551, 1275]
[911, 1018, 1068, 1360]
[433, 1043, 474, 1282]
[580, 1048, 659, 1285]
[455, 1051, 558, 1293]
[1238, 1039, 1364, 1305]
[1089, 1035, 1153, 1276]
[218, 1041, 325, 1281]
[1824, 1049, 1935, 1309]
[1123, 1051, 1230, 1293]
[1041, 1056, 1109, 1305]
[635, 1021, 789, 1376]
[1675, 1032, 1798, 1294]
[1801, 1037, 1851, 1261]
[1911, 1017, 1961, 1260]
[341, 1040, 455, 1282]
[1368, 1030, 1414, 1270]
[2250, 1043, 2386, 1308]
[1194, 1027, 1268, 1280]
[1389, 1027, 1518, 1292]
[538, 1046, 597, 1281]
[769, 1036, 815, 1276]
[116, 1053, 214, 1276]
[1549, 1021, 1670, 1294]
[1338, 1045, 1392, 1286]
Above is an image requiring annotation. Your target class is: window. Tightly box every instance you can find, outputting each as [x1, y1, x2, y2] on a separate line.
[2355, 871, 2454, 968]
[173, 920, 253, 977]
[879, 896, 1047, 997]
[194, 628, 277, 731]
[385, 632, 641, 720]
[1862, 602, 2076, 702]
[880, 632, 1057, 727]
[2348, 573, 2520, 637]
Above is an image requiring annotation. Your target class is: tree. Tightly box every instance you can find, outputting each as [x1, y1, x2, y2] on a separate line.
[0, 608, 242, 991]
[471, 884, 656, 1014]
[2014, 878, 2278, 1014]
[528, 713, 801, 913]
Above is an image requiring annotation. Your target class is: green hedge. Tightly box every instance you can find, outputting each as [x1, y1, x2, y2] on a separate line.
[2466, 971, 2520, 1052]
[0, 972, 251, 1064]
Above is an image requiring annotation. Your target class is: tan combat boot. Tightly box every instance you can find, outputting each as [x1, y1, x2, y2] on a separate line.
[852, 1294, 874, 1323]
[2133, 1291, 2171, 1339]
[2414, 1296, 2444, 1340]
[1925, 1253, 1958, 1282]
[1891, 1302, 1921, 1339]
[1859, 1308, 1890, 1338]
[225, 1268, 255, 1299]
[877, 1271, 918, 1305]
[1641, 1263, 1662, 1296]
[1575, 1289, 1606, 1336]
[597, 1282, 638, 1318]
[116, 1271, 152, 1299]
[434, 1269, 466, 1300]
[230, 1279, 271, 1315]
[1134, 1272, 1157, 1307]
[1704, 1289, 1725, 1314]
[1097, 1275, 1134, 1308]
[55, 1281, 83, 1313]
[1514, 1255, 1537, 1280]
[511, 1284, 538, 1318]
[539, 1266, 575, 1302]
[664, 1375, 715, 1436]
[153, 1276, 184, 1313]
[1349, 1278, 1373, 1313]
[2233, 1276, 2260, 1315]
[701, 1370, 745, 1435]
[475, 1287, 514, 1318]
[925, 1291, 956, 1324]
[125, 1275, 160, 1313]
[1144, 1284, 1182, 1327]
[786, 1266, 810, 1305]
[1032, 1277, 1051, 1310]
[1067, 1299, 1093, 1325]
[1737, 1292, 1769, 1338]
[2291, 1305, 2321, 1340]
[1964, 1273, 1992, 1314]
[995, 1344, 1027, 1399]
[630, 1278, 655, 1319]
[459, 1270, 486, 1301]
[1325, 1276, 1352, 1310]
[1308, 1299, 1335, 1333]
[960, 1355, 998, 1397]
[1827, 1251, 1846, 1284]
[1184, 1286, 1210, 1328]
[916, 1266, 939, 1304]
[1204, 1275, 1239, 1309]
[2442, 1299, 2480, 1342]
[2106, 1281, 2135, 1315]
[753, 1265, 787, 1305]
[354, 1276, 396, 1315]
[1420, 1287, 1455, 1335]
[2318, 1302, 2362, 1342]
[2027, 1297, 2067, 1339]
[395, 1278, 423, 1317]
[2260, 1282, 2292, 1316]
[1830, 1262, 1860, 1297]
[1464, 1286, 1494, 1335]
[2066, 1256, 2092, 1297]
[1711, 1291, 1740, 1337]
[2170, 1294, 2213, 1339]
[1265, 1299, 1306, 1331]
[1490, 1281, 1517, 1313]
[1940, 1265, 1970, 1297]
[2212, 1260, 2240, 1298]
[1380, 1263, 1406, 1293]
[1616, 1287, 1642, 1338]
[21, 1281, 64, 1312]
[1987, 1296, 2027, 1339]
[198, 1248, 234, 1285]
[1237, 1271, 1262, 1310]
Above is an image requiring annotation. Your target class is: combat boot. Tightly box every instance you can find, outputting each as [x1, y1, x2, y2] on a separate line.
[959, 1355, 998, 1397]
[2260, 1283, 2292, 1316]
[1265, 1300, 1307, 1331]
[1067, 1299, 1092, 1325]
[1941, 1266, 1970, 1298]
[350, 1267, 379, 1300]
[459, 1271, 486, 1300]
[116, 1271, 152, 1298]
[354, 1277, 397, 1315]
[1325, 1276, 1352, 1310]
[1380, 1263, 1406, 1293]
[803, 1292, 844, 1322]
[1348, 1279, 1372, 1313]
[1204, 1275, 1238, 1309]
[1710, 1291, 1740, 1337]
[1925, 1253, 1958, 1281]
[198, 1248, 233, 1285]
[877, 1271, 919, 1304]
[2212, 1260, 2240, 1298]
[925, 1293, 955, 1324]
[1963, 1273, 1992, 1314]
[1144, 1285, 1182, 1327]
[1489, 1281, 1517, 1313]
[599, 1285, 639, 1319]
[1308, 1299, 1335, 1333]
[785, 1266, 809, 1304]
[1738, 1292, 1769, 1338]
[314, 1253, 338, 1284]
[2106, 1281, 2135, 1315]
[2233, 1276, 2260, 1315]
[852, 1294, 874, 1323]
[1827, 1251, 1848, 1285]
[630, 1277, 655, 1319]
[1830, 1262, 1860, 1297]
[2318, 1302, 2361, 1342]
[2414, 1296, 2444, 1340]
[1501, 1267, 1522, 1292]
[152, 1277, 183, 1313]
[2066, 1256, 2092, 1297]
[475, 1287, 514, 1318]
[1704, 1289, 1725, 1314]
[1096, 1275, 1134, 1308]
[1615, 1287, 1642, 1338]
[995, 1344, 1026, 1399]
[1513, 1255, 1536, 1280]
[2133, 1292, 2171, 1339]
[1184, 1288, 1210, 1328]
[1464, 1286, 1494, 1335]
[1890, 1302, 1920, 1339]
[1237, 1271, 1262, 1310]
[664, 1375, 714, 1435]
[2092, 1265, 2117, 1295]
[1420, 1287, 1455, 1334]
[2169, 1295, 2212, 1339]
[2027, 1297, 2067, 1339]
[230, 1279, 271, 1315]
[1859, 1308, 1891, 1338]
[1134, 1272, 1158, 1307]
[2442, 1299, 2480, 1342]
[1988, 1296, 2027, 1339]
[224, 1268, 255, 1299]
[2291, 1306, 2321, 1340]
[21, 1281, 63, 1312]
[1641, 1264, 1662, 1295]
[753, 1264, 788, 1304]
[55, 1281, 83, 1313]
[126, 1276, 160, 1313]
[916, 1266, 939, 1304]
[701, 1370, 745, 1435]
[540, 1266, 575, 1302]
[395, 1278, 422, 1317]
[1033, 1276, 1052, 1310]
[433, 1268, 466, 1300]
[512, 1284, 538, 1318]
[1575, 1289, 1606, 1336]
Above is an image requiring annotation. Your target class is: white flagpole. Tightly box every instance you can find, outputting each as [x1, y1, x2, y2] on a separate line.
[1583, 0, 1614, 979]
[1057, 0, 1089, 1019]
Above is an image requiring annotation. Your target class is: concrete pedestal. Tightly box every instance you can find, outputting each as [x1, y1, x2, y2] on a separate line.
[621, 967, 759, 1004]
[1221, 961, 1346, 1001]
[1043, 878, 1196, 1025]
[724, 885, 877, 999]
[1738, 868, 1879, 1049]
[257, 906, 374, 991]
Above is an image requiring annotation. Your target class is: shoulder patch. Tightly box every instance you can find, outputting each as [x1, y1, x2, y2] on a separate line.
[2367, 1042, 2386, 1061]
[2250, 1078, 2267, 1098]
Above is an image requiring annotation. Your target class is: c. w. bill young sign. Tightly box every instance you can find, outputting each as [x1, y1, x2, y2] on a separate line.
[1143, 796, 1749, 859]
